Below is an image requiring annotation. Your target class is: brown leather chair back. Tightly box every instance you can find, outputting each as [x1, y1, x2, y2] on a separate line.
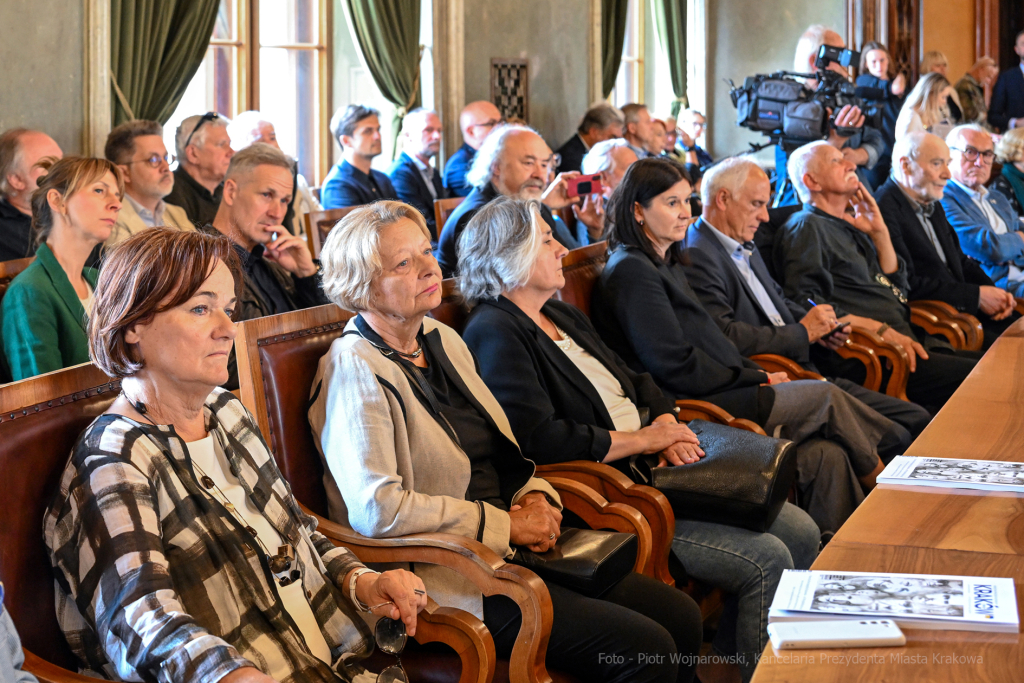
[303, 207, 357, 258]
[235, 305, 355, 517]
[433, 197, 465, 233]
[554, 241, 609, 318]
[0, 363, 120, 670]
[0, 256, 34, 305]
[427, 278, 471, 334]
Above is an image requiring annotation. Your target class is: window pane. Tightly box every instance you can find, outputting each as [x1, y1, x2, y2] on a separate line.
[164, 46, 236, 157]
[260, 0, 317, 45]
[260, 47, 318, 181]
[212, 0, 234, 41]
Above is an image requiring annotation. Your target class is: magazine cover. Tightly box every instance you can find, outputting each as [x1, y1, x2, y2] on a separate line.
[878, 456, 1024, 492]
[769, 570, 1019, 633]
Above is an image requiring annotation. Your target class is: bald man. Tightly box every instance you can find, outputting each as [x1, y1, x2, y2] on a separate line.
[0, 129, 63, 261]
[388, 108, 447, 242]
[444, 101, 503, 197]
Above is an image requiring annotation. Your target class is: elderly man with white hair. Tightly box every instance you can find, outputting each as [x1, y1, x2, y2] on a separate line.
[166, 112, 234, 226]
[775, 141, 977, 414]
[572, 138, 640, 241]
[876, 130, 1016, 348]
[941, 124, 1024, 299]
[434, 124, 580, 277]
[0, 128, 63, 261]
[682, 157, 931, 439]
[228, 110, 321, 238]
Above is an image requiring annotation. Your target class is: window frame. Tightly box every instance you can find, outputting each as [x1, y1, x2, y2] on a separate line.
[610, 0, 646, 107]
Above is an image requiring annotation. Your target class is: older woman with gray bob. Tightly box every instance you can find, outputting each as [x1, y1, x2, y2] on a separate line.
[460, 196, 819, 683]
[309, 199, 702, 683]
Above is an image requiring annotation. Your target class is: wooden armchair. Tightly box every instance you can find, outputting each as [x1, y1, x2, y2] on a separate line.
[0, 363, 498, 683]
[435, 197, 466, 234]
[910, 300, 983, 352]
[0, 256, 33, 304]
[303, 207, 357, 258]
[235, 303, 656, 683]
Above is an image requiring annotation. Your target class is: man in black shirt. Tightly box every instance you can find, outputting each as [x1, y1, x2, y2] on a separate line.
[167, 113, 234, 226]
[202, 143, 327, 388]
[0, 128, 63, 261]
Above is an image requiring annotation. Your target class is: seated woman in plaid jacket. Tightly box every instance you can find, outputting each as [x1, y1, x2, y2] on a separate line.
[44, 228, 423, 683]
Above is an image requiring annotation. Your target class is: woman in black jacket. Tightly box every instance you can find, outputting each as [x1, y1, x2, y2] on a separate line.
[458, 196, 820, 683]
[857, 42, 906, 187]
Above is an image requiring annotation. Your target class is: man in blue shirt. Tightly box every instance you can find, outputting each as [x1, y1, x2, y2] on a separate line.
[444, 101, 503, 197]
[321, 104, 398, 209]
[388, 108, 447, 242]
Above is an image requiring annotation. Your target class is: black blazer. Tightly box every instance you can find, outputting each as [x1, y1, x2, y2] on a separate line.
[463, 296, 675, 465]
[874, 177, 992, 313]
[555, 134, 588, 174]
[989, 67, 1024, 131]
[681, 218, 812, 364]
[591, 245, 770, 421]
[387, 152, 447, 241]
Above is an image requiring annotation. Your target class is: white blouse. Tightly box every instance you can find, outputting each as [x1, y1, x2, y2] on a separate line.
[552, 325, 642, 432]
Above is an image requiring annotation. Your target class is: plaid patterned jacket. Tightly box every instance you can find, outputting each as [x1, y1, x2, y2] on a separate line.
[44, 388, 373, 683]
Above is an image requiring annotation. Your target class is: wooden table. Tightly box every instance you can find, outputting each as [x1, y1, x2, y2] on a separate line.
[751, 320, 1024, 681]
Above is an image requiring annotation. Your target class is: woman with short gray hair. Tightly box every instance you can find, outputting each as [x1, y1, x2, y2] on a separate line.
[310, 198, 702, 683]
[460, 196, 819, 683]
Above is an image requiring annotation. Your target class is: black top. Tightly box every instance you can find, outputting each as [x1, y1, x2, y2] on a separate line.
[875, 177, 992, 314]
[775, 205, 915, 337]
[443, 143, 475, 197]
[464, 296, 675, 465]
[0, 197, 33, 262]
[235, 243, 294, 315]
[387, 152, 447, 241]
[989, 66, 1024, 131]
[591, 244, 773, 423]
[555, 134, 587, 174]
[165, 167, 222, 228]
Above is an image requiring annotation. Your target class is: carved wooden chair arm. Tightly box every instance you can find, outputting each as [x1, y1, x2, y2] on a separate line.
[1016, 297, 1024, 316]
[848, 327, 910, 401]
[307, 506, 555, 683]
[750, 353, 826, 381]
[834, 337, 884, 392]
[909, 302, 968, 350]
[911, 300, 983, 351]
[23, 651, 99, 683]
[542, 476, 653, 575]
[536, 461, 674, 585]
[413, 597, 496, 683]
[675, 399, 767, 435]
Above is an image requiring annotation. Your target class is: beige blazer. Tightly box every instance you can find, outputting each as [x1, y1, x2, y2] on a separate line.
[308, 315, 562, 618]
[107, 198, 195, 248]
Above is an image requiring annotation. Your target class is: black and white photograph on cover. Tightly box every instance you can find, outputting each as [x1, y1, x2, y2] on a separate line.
[908, 459, 1024, 484]
[813, 575, 966, 617]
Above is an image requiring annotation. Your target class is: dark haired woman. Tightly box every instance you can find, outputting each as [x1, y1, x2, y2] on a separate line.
[1, 156, 122, 380]
[591, 157, 900, 537]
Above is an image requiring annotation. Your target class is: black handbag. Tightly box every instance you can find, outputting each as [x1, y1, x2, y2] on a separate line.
[627, 419, 797, 533]
[511, 527, 638, 598]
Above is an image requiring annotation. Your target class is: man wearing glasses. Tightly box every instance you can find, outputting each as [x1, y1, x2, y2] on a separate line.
[167, 112, 234, 226]
[942, 124, 1024, 297]
[104, 120, 193, 247]
[444, 101, 504, 197]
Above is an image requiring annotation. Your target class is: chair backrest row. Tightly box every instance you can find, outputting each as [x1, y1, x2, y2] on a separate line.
[0, 256, 34, 305]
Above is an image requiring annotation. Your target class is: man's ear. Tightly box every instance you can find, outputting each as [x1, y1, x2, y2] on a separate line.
[6, 172, 26, 193]
[117, 164, 132, 189]
[802, 171, 823, 194]
[714, 188, 731, 211]
[222, 178, 238, 206]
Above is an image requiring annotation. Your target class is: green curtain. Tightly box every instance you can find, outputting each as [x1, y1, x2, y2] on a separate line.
[344, 0, 422, 158]
[110, 0, 221, 125]
[602, 0, 630, 97]
[652, 0, 688, 117]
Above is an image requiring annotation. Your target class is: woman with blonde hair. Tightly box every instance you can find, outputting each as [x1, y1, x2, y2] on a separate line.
[920, 50, 949, 77]
[895, 72, 957, 141]
[1, 156, 122, 380]
[993, 127, 1024, 215]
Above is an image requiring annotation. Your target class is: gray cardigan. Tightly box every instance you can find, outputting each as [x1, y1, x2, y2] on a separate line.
[308, 315, 561, 618]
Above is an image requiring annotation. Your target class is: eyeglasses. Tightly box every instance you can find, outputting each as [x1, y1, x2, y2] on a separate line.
[126, 153, 175, 169]
[468, 118, 503, 132]
[373, 616, 409, 683]
[184, 111, 218, 149]
[951, 145, 995, 163]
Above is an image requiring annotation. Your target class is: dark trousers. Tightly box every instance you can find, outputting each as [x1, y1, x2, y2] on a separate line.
[483, 572, 703, 683]
[831, 378, 931, 453]
[982, 312, 1020, 350]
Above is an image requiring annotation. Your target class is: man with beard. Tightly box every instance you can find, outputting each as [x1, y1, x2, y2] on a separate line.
[321, 104, 397, 209]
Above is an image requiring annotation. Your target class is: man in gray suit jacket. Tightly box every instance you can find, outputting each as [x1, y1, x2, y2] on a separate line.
[682, 157, 931, 439]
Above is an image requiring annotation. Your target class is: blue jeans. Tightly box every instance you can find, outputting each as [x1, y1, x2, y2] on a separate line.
[672, 502, 819, 682]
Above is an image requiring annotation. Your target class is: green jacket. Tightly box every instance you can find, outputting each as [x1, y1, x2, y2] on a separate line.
[1, 243, 97, 381]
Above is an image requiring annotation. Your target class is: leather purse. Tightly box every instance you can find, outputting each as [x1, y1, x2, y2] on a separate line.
[626, 419, 797, 533]
[511, 527, 638, 598]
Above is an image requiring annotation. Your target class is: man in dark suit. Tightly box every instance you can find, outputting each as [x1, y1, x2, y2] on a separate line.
[875, 131, 1016, 348]
[321, 104, 397, 209]
[387, 108, 447, 243]
[988, 31, 1024, 131]
[555, 103, 624, 173]
[443, 101, 503, 197]
[435, 125, 580, 277]
[682, 157, 931, 439]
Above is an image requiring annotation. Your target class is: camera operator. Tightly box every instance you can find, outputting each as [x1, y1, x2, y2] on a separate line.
[774, 25, 886, 207]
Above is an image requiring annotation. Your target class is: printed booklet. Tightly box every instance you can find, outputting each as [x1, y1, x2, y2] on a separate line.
[878, 456, 1024, 492]
[768, 570, 1019, 633]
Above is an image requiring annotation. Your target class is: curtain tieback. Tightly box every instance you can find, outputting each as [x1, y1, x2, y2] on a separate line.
[396, 44, 426, 119]
[109, 69, 136, 120]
